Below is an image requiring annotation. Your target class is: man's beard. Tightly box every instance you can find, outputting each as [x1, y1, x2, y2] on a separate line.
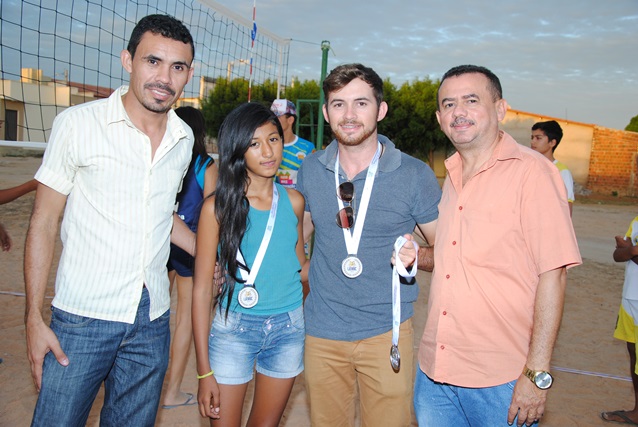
[142, 83, 176, 113]
[142, 99, 172, 114]
[331, 120, 376, 146]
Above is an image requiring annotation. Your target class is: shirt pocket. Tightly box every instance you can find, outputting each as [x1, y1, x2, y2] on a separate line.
[461, 208, 519, 271]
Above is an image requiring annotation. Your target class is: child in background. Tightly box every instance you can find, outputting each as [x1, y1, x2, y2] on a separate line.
[162, 106, 218, 409]
[530, 120, 574, 216]
[601, 216, 638, 425]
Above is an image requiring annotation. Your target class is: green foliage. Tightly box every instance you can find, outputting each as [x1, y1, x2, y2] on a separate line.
[378, 78, 451, 164]
[284, 79, 321, 101]
[200, 76, 452, 162]
[281, 80, 323, 144]
[200, 77, 278, 138]
[626, 115, 638, 133]
[201, 78, 324, 141]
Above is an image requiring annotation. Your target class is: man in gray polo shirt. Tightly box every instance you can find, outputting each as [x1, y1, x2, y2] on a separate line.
[296, 63, 441, 426]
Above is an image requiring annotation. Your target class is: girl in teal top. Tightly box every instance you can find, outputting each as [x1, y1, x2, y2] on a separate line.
[192, 102, 306, 426]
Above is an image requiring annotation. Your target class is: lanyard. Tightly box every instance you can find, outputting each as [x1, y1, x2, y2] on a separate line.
[235, 182, 279, 286]
[334, 142, 382, 256]
[392, 236, 418, 350]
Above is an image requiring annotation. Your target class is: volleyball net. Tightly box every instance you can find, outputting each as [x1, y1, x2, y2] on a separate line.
[0, 0, 290, 145]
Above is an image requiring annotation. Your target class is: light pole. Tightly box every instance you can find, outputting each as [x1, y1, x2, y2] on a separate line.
[316, 40, 330, 150]
[226, 59, 250, 81]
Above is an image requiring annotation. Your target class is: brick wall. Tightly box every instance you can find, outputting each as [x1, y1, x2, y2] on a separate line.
[587, 127, 638, 196]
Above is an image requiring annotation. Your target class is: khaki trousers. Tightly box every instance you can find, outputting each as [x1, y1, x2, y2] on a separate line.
[304, 319, 414, 427]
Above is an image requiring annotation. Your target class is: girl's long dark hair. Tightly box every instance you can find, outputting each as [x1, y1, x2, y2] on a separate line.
[175, 106, 213, 173]
[214, 102, 283, 317]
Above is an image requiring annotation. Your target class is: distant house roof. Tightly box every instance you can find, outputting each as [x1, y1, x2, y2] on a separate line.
[506, 106, 595, 128]
[55, 80, 115, 99]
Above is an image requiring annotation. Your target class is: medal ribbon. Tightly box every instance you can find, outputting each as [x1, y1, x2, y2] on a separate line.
[392, 236, 419, 350]
[334, 142, 382, 257]
[236, 182, 279, 287]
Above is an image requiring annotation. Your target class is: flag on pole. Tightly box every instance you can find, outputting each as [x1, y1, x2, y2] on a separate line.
[248, 0, 257, 102]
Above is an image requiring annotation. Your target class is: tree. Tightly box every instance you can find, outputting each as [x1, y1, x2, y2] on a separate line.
[626, 115, 638, 133]
[200, 77, 278, 138]
[281, 80, 322, 145]
[200, 76, 453, 163]
[379, 78, 451, 165]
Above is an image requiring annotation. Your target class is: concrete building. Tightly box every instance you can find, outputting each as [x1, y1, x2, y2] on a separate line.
[0, 68, 113, 142]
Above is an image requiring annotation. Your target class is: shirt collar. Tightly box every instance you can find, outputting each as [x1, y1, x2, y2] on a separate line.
[492, 130, 522, 162]
[445, 130, 522, 173]
[105, 86, 131, 126]
[105, 85, 189, 142]
[318, 134, 402, 177]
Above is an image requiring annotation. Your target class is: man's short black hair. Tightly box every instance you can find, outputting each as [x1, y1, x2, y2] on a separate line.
[532, 120, 564, 152]
[127, 14, 194, 62]
[437, 65, 502, 109]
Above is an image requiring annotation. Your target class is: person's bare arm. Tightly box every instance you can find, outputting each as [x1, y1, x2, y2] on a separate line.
[613, 235, 638, 264]
[0, 179, 38, 204]
[414, 221, 437, 272]
[1, 179, 43, 252]
[288, 189, 310, 301]
[394, 221, 437, 271]
[507, 267, 567, 426]
[203, 162, 218, 199]
[191, 197, 221, 419]
[288, 190, 307, 276]
[171, 213, 196, 256]
[171, 162, 217, 258]
[303, 211, 314, 244]
[24, 183, 69, 391]
[0, 223, 11, 252]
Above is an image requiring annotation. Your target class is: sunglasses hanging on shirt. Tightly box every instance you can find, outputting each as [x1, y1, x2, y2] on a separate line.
[336, 181, 355, 229]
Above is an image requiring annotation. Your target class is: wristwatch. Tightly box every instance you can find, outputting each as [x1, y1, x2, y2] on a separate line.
[523, 366, 553, 390]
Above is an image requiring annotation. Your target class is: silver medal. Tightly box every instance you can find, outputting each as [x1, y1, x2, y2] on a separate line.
[390, 344, 401, 371]
[238, 286, 259, 308]
[341, 255, 363, 278]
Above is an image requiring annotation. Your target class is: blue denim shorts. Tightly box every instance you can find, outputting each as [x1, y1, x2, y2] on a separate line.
[208, 305, 305, 385]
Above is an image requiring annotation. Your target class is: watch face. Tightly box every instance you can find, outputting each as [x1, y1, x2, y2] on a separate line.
[535, 371, 553, 389]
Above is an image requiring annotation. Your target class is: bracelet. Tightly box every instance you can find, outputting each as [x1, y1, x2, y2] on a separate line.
[196, 370, 214, 379]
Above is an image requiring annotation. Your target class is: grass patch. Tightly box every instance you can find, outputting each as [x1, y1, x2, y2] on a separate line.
[0, 148, 44, 158]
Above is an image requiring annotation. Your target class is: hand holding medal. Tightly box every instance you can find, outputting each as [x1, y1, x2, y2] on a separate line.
[391, 235, 419, 371]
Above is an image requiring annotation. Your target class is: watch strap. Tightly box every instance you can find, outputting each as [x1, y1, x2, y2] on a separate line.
[523, 365, 553, 389]
[523, 365, 536, 383]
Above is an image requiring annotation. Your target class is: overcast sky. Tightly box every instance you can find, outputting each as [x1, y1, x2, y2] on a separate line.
[212, 0, 637, 130]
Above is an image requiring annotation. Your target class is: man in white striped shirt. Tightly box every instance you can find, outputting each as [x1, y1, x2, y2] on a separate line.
[24, 14, 196, 426]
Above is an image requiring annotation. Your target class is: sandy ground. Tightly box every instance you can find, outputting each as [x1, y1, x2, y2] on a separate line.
[1, 155, 637, 426]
